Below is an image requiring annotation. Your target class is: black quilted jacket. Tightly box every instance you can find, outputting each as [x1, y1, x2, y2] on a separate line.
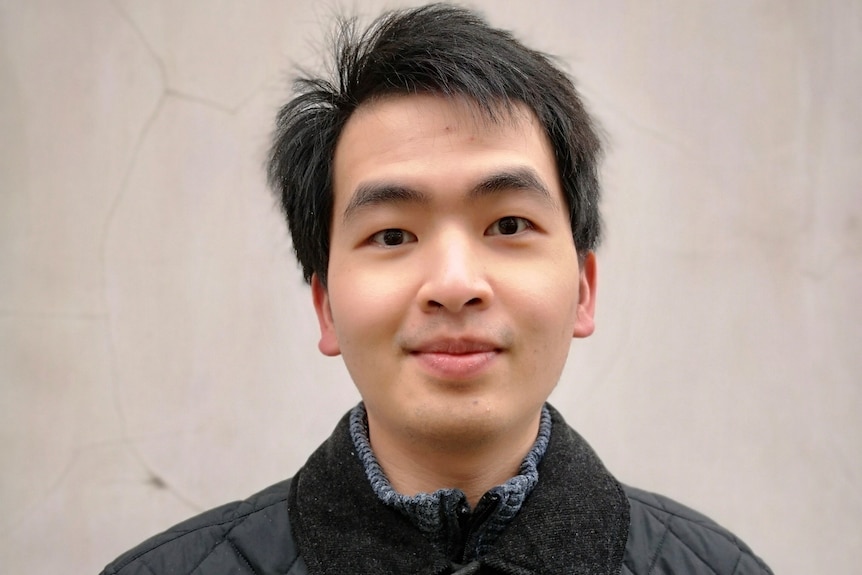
[102, 408, 773, 574]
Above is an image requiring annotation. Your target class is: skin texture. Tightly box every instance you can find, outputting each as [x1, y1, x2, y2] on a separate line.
[313, 94, 596, 505]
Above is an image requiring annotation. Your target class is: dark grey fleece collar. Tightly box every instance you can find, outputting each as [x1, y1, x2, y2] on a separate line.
[288, 404, 629, 575]
[349, 403, 552, 561]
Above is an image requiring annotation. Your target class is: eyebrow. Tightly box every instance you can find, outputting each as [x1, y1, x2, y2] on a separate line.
[469, 168, 553, 205]
[342, 167, 556, 223]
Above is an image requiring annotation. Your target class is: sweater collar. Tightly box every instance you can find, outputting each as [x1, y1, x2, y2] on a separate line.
[288, 404, 629, 575]
[348, 403, 552, 562]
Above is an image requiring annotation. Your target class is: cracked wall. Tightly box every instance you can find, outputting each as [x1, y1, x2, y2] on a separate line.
[1, 1, 860, 573]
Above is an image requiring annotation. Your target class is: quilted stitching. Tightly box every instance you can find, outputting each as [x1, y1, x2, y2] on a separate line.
[226, 537, 258, 574]
[103, 483, 291, 575]
[665, 522, 722, 575]
[644, 506, 671, 574]
[622, 486, 772, 575]
[190, 539, 255, 575]
[135, 559, 158, 575]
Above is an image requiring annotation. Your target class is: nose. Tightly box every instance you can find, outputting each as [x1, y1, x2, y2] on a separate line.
[417, 232, 493, 313]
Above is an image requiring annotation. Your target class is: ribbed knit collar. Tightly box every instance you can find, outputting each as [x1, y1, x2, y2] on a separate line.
[288, 404, 630, 575]
[348, 403, 552, 562]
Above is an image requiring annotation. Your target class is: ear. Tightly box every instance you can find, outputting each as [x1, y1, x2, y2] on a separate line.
[572, 252, 597, 338]
[311, 274, 341, 356]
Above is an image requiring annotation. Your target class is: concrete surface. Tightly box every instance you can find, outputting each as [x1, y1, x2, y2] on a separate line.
[1, 1, 859, 573]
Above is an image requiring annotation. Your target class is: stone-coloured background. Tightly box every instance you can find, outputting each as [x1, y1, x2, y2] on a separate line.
[1, 1, 859, 573]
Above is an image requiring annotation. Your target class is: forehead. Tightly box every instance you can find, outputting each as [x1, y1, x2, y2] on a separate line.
[331, 94, 561, 209]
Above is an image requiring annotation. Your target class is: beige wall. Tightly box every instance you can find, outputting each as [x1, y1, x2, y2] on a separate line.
[2, 1, 860, 573]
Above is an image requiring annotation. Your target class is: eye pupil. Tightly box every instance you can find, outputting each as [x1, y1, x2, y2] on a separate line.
[498, 217, 519, 235]
[382, 229, 404, 245]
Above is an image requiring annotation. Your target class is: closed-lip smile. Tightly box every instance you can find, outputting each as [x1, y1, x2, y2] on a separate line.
[407, 337, 503, 380]
[410, 337, 501, 355]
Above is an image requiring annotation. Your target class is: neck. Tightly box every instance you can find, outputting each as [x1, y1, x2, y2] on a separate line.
[366, 410, 543, 508]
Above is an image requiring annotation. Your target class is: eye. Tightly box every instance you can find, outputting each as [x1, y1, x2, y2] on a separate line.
[369, 228, 418, 247]
[486, 216, 533, 236]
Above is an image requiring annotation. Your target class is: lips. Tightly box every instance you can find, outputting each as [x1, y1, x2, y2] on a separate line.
[408, 337, 502, 380]
[411, 338, 500, 354]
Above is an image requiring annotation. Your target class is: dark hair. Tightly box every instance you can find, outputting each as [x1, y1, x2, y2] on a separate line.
[268, 3, 602, 285]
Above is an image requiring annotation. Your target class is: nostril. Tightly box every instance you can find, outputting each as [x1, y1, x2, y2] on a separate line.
[425, 297, 484, 311]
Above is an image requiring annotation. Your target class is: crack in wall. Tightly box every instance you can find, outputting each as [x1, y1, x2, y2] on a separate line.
[0, 439, 202, 537]
[0, 446, 82, 537]
[111, 0, 272, 115]
[111, 0, 168, 90]
[98, 0, 278, 516]
[98, 0, 205, 516]
[166, 74, 274, 115]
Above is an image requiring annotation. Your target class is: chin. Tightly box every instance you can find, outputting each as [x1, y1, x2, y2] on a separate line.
[408, 401, 514, 447]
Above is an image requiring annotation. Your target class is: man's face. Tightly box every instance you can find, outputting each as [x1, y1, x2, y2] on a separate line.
[313, 94, 596, 450]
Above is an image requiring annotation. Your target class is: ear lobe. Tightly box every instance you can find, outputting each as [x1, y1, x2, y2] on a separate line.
[311, 274, 341, 356]
[572, 252, 597, 339]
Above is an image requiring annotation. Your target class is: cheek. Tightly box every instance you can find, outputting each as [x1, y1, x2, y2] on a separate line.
[327, 266, 412, 346]
[517, 276, 580, 388]
[503, 259, 581, 332]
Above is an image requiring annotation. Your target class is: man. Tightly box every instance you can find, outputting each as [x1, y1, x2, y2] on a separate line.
[102, 4, 772, 574]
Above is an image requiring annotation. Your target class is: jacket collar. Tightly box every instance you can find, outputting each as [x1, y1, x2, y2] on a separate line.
[348, 403, 551, 561]
[288, 405, 629, 574]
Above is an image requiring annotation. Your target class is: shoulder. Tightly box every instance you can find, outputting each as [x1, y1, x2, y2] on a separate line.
[100, 479, 304, 575]
[620, 485, 773, 575]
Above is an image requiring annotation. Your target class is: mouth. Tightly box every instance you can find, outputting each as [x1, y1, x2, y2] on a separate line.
[411, 338, 501, 355]
[407, 338, 503, 380]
